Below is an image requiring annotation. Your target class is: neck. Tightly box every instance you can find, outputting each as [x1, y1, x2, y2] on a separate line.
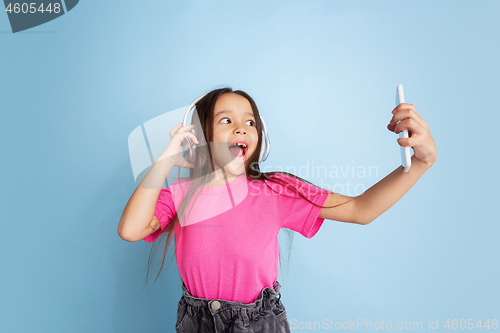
[204, 166, 242, 187]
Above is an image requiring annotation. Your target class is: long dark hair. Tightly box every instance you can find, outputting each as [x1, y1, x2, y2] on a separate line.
[142, 87, 354, 289]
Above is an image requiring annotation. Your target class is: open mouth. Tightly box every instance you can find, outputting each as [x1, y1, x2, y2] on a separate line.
[229, 143, 248, 158]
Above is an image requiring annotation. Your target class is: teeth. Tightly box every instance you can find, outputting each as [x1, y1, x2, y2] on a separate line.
[235, 143, 247, 148]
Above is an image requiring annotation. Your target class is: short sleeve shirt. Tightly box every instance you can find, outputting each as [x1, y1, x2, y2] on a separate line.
[143, 173, 330, 303]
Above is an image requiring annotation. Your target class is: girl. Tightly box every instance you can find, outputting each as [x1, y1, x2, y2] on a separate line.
[117, 87, 437, 333]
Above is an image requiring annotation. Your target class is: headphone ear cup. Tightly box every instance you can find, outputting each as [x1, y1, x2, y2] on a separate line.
[259, 131, 268, 163]
[190, 139, 196, 164]
[258, 134, 265, 163]
[189, 130, 196, 164]
[182, 137, 193, 164]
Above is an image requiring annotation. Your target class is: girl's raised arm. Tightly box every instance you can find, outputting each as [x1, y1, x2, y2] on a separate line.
[117, 158, 174, 242]
[117, 123, 199, 242]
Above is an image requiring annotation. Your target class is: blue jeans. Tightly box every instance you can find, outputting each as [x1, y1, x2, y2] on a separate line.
[175, 281, 291, 332]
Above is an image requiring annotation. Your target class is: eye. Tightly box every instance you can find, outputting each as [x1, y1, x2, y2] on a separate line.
[219, 117, 255, 126]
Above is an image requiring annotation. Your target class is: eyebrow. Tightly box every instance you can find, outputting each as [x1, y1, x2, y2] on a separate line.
[214, 110, 255, 118]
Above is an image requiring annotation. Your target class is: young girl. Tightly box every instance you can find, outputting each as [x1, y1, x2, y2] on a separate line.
[118, 87, 437, 333]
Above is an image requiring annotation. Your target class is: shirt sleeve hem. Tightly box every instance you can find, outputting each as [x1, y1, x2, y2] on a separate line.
[304, 191, 330, 239]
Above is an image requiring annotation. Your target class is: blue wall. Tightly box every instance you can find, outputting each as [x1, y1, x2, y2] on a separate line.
[1, 0, 498, 331]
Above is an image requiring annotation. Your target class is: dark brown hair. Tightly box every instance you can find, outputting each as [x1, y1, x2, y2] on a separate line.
[142, 87, 353, 289]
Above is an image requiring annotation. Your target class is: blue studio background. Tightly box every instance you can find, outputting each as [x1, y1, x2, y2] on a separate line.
[1, 1, 499, 332]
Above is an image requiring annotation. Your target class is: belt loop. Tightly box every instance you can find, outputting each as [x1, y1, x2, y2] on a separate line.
[241, 308, 250, 326]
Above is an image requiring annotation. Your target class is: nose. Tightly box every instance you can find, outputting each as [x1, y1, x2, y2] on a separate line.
[235, 128, 246, 135]
[233, 121, 246, 135]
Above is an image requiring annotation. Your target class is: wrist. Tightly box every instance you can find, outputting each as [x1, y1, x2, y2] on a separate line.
[155, 156, 175, 178]
[411, 154, 434, 170]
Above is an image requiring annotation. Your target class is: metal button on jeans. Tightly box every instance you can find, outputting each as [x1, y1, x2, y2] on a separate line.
[211, 300, 221, 310]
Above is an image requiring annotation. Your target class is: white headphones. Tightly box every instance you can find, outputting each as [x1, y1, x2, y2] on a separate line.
[182, 92, 271, 165]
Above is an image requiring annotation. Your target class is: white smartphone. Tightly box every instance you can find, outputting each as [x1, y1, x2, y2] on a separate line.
[396, 84, 411, 173]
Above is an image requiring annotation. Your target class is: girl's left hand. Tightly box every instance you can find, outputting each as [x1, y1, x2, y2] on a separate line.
[387, 103, 437, 167]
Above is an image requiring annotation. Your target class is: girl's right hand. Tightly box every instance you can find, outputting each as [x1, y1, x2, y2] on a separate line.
[156, 123, 200, 169]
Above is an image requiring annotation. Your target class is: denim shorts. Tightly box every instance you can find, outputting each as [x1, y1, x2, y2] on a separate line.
[175, 280, 291, 333]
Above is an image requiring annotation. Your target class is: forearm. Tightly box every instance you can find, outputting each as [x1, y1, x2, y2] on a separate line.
[117, 157, 174, 241]
[354, 155, 433, 224]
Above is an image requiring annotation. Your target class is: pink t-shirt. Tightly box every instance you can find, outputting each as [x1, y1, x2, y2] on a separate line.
[143, 172, 330, 304]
